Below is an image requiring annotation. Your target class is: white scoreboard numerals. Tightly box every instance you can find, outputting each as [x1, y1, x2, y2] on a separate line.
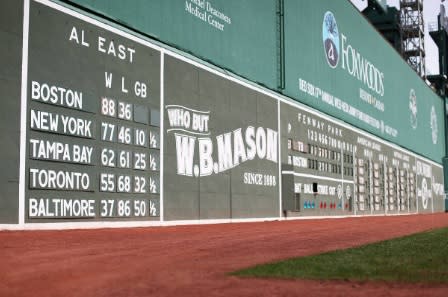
[100, 200, 114, 217]
[100, 173, 115, 192]
[101, 122, 116, 142]
[149, 130, 158, 148]
[134, 176, 146, 193]
[101, 148, 115, 167]
[134, 128, 147, 147]
[149, 176, 158, 194]
[99, 93, 158, 218]
[149, 200, 157, 216]
[149, 153, 157, 171]
[101, 97, 116, 117]
[134, 200, 147, 216]
[118, 150, 131, 168]
[134, 152, 147, 170]
[118, 126, 132, 144]
[117, 200, 131, 217]
[117, 175, 131, 193]
[118, 102, 132, 120]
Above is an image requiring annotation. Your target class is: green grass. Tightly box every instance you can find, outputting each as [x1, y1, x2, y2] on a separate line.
[233, 227, 448, 284]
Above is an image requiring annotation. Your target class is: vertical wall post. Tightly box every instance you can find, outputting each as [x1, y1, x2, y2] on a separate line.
[276, 0, 285, 90]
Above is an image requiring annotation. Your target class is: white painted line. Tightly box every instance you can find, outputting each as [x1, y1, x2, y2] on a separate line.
[277, 99, 282, 217]
[0, 212, 425, 231]
[432, 164, 435, 213]
[18, 0, 30, 226]
[416, 156, 419, 213]
[282, 170, 355, 184]
[0, 217, 282, 231]
[160, 52, 164, 222]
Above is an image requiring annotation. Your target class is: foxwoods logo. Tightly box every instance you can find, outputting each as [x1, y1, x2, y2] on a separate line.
[166, 105, 278, 177]
[322, 11, 340, 68]
[322, 11, 385, 97]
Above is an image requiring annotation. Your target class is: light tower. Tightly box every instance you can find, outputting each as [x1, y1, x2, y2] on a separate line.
[400, 0, 426, 78]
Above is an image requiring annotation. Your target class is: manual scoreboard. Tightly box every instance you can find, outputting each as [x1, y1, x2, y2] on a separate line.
[25, 1, 161, 221]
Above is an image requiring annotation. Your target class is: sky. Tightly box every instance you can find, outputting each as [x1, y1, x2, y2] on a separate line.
[350, 0, 441, 75]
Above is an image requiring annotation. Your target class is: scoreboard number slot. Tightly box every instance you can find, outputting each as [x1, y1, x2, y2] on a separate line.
[99, 199, 151, 217]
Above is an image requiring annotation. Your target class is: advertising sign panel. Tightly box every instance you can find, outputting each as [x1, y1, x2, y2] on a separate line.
[67, 0, 279, 89]
[283, 0, 445, 163]
[163, 56, 279, 220]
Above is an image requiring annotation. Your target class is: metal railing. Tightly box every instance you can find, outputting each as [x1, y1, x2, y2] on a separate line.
[400, 0, 423, 8]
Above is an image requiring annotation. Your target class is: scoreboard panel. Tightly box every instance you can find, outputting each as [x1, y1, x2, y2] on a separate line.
[280, 101, 444, 216]
[25, 0, 161, 221]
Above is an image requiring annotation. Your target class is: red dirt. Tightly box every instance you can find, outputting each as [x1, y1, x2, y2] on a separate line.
[1, 213, 448, 297]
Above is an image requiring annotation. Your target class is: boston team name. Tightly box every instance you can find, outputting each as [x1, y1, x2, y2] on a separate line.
[31, 80, 83, 110]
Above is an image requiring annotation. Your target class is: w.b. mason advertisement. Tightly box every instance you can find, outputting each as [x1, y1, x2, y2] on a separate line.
[163, 56, 279, 220]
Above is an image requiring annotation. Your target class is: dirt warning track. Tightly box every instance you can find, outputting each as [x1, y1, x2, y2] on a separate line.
[1, 213, 448, 297]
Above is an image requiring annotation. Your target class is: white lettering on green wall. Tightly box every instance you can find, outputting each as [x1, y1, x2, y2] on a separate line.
[185, 0, 232, 32]
[68, 26, 136, 63]
[341, 33, 385, 97]
[166, 105, 277, 177]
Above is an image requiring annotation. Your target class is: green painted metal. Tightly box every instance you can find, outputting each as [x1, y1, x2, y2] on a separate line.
[443, 157, 448, 192]
[445, 197, 448, 212]
[0, 0, 23, 223]
[66, 0, 278, 89]
[373, 0, 388, 13]
[283, 0, 444, 163]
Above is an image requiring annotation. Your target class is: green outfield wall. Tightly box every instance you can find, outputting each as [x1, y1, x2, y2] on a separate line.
[0, 0, 445, 228]
[67, 0, 445, 164]
[66, 0, 279, 89]
[283, 0, 444, 164]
